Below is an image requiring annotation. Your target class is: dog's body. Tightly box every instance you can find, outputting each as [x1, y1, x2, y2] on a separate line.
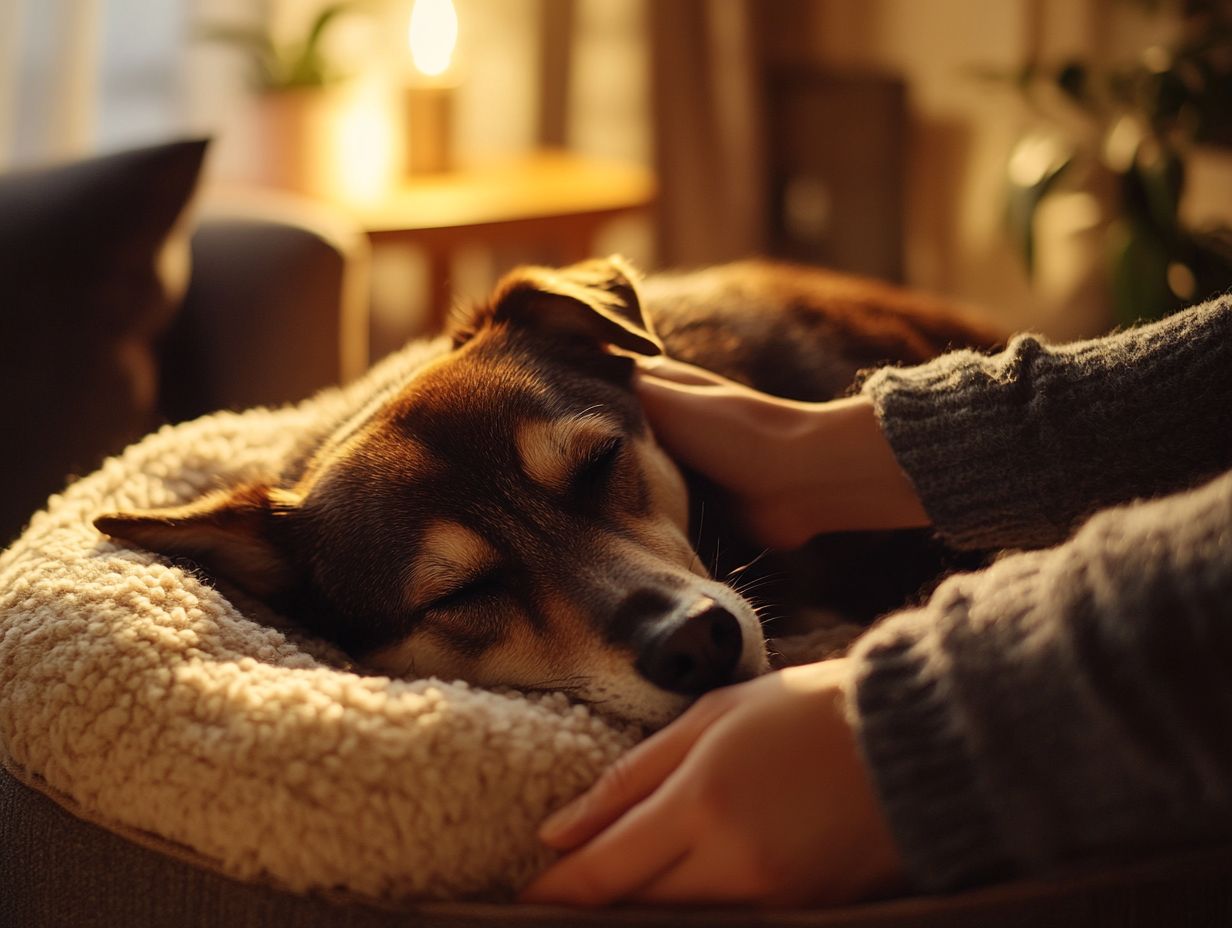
[96, 259, 1001, 726]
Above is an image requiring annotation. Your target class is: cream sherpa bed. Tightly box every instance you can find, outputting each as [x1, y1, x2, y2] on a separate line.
[0, 337, 647, 902]
[8, 337, 1232, 928]
[0, 335, 849, 905]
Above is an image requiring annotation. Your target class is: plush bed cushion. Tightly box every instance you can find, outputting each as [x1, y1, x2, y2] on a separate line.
[0, 337, 639, 902]
[5, 333, 1232, 925]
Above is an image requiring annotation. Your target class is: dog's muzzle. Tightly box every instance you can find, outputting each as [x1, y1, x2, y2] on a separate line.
[631, 595, 743, 695]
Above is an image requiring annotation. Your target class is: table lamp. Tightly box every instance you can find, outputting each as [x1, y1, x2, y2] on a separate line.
[405, 0, 458, 175]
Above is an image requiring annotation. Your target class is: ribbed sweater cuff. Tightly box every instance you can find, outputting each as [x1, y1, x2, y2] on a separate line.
[859, 346, 1063, 550]
[859, 300, 1232, 551]
[847, 609, 1014, 891]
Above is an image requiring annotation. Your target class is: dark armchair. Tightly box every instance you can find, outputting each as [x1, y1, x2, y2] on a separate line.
[0, 139, 369, 545]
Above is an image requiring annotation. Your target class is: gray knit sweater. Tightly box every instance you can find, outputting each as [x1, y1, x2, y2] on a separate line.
[853, 297, 1232, 892]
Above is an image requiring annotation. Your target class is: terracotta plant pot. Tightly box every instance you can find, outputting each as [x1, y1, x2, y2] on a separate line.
[242, 87, 345, 199]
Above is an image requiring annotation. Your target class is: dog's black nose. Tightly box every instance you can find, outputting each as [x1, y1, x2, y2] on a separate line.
[634, 600, 743, 695]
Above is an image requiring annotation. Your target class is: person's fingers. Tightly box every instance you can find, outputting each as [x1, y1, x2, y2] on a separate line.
[635, 355, 737, 387]
[537, 691, 731, 850]
[518, 785, 693, 906]
[635, 376, 781, 491]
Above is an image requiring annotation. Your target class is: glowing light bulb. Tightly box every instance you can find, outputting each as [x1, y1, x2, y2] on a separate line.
[409, 0, 458, 78]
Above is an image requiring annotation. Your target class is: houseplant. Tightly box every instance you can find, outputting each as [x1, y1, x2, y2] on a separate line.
[199, 1, 375, 197]
[1004, 0, 1232, 325]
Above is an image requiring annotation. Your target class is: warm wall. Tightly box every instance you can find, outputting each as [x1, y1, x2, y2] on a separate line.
[761, 0, 1156, 338]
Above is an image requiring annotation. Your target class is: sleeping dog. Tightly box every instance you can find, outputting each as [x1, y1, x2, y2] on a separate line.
[95, 258, 1001, 727]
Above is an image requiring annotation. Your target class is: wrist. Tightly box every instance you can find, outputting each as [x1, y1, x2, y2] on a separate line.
[754, 397, 929, 544]
[819, 396, 930, 531]
[783, 659, 907, 900]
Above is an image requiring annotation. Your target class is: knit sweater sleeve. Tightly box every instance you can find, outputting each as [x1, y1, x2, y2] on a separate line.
[847, 468, 1232, 892]
[859, 298, 1232, 550]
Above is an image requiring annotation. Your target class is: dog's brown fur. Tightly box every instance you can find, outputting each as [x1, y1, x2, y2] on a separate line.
[95, 258, 1001, 726]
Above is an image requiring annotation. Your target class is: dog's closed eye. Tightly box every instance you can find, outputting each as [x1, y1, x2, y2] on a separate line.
[409, 521, 499, 612]
[516, 416, 623, 494]
[424, 571, 504, 613]
[573, 437, 624, 494]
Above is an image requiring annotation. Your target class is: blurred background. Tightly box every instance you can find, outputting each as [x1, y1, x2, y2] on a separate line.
[8, 0, 1232, 335]
[2, 0, 1232, 539]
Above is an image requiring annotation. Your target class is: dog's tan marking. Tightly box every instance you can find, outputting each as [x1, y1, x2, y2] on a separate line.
[409, 521, 498, 608]
[515, 415, 622, 492]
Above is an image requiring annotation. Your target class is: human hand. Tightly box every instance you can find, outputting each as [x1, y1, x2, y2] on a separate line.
[519, 659, 905, 907]
[634, 357, 929, 548]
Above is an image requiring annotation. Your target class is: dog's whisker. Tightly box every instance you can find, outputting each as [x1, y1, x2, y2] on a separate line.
[709, 535, 723, 579]
[732, 576, 781, 596]
[734, 567, 788, 584]
[726, 547, 771, 580]
[730, 574, 787, 599]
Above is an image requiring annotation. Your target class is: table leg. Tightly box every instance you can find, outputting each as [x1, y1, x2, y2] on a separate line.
[426, 249, 453, 332]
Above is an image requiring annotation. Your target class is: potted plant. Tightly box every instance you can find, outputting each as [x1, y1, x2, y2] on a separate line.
[1002, 0, 1232, 325]
[199, 2, 373, 197]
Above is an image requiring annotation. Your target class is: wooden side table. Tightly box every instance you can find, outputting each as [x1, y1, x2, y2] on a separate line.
[346, 150, 657, 331]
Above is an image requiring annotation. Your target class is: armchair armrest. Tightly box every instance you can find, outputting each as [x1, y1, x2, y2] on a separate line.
[159, 191, 370, 422]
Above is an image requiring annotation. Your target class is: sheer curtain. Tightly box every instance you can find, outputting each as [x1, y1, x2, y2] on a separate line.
[648, 0, 767, 266]
[0, 0, 185, 170]
[0, 0, 22, 167]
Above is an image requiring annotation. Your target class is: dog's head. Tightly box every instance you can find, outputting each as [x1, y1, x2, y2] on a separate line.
[96, 257, 768, 726]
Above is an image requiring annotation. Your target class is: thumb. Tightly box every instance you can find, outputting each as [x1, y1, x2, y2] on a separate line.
[538, 691, 734, 850]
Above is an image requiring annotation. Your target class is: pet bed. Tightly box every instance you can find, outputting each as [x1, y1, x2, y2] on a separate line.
[0, 337, 651, 902]
[7, 336, 1232, 927]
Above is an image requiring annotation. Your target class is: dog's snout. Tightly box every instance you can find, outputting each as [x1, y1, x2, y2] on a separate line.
[634, 599, 743, 696]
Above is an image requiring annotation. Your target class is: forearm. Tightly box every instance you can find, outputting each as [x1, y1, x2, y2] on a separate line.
[861, 298, 1232, 550]
[846, 468, 1232, 891]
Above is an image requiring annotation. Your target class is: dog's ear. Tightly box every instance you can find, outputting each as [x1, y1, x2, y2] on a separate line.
[452, 255, 662, 356]
[94, 484, 301, 599]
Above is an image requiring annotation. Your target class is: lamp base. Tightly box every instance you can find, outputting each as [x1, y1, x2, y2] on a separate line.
[405, 84, 454, 175]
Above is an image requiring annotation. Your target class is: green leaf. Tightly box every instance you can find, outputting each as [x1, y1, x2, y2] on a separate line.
[196, 2, 377, 91]
[304, 2, 361, 59]
[1005, 133, 1075, 276]
[1139, 146, 1184, 237]
[1116, 144, 1184, 249]
[195, 22, 282, 91]
[1107, 218, 1176, 325]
